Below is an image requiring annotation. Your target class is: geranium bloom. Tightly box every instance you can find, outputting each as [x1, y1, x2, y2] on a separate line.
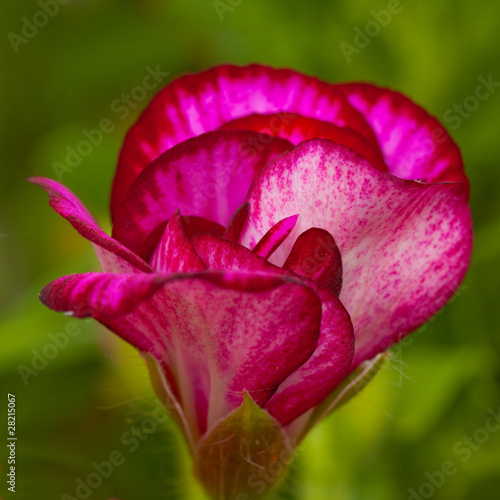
[32, 65, 472, 499]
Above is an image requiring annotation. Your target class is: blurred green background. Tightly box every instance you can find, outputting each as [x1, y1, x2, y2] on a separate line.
[1, 0, 499, 499]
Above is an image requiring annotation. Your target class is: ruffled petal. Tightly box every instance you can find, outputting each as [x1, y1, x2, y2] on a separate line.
[111, 64, 378, 215]
[29, 177, 152, 273]
[112, 130, 292, 256]
[40, 270, 322, 438]
[219, 112, 386, 172]
[337, 83, 468, 188]
[240, 139, 472, 367]
[191, 234, 355, 425]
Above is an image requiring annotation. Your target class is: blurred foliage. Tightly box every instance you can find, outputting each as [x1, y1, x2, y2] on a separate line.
[1, 0, 499, 499]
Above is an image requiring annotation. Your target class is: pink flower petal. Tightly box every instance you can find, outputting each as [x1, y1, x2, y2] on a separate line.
[40, 270, 323, 437]
[40, 272, 168, 320]
[191, 234, 354, 425]
[181, 215, 225, 238]
[29, 177, 152, 273]
[111, 64, 378, 215]
[136, 215, 225, 262]
[252, 214, 298, 260]
[150, 211, 206, 272]
[240, 139, 472, 367]
[264, 284, 353, 424]
[283, 227, 343, 296]
[223, 202, 250, 243]
[337, 83, 468, 188]
[220, 112, 386, 172]
[112, 130, 292, 256]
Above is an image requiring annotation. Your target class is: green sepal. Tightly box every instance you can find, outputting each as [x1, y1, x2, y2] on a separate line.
[194, 392, 293, 500]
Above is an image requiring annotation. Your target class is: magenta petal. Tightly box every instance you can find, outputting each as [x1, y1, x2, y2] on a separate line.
[136, 220, 168, 263]
[112, 130, 292, 256]
[29, 177, 152, 273]
[139, 216, 225, 263]
[283, 227, 343, 296]
[252, 214, 298, 260]
[191, 234, 355, 425]
[111, 64, 378, 215]
[150, 211, 206, 273]
[241, 139, 472, 367]
[221, 280, 321, 412]
[264, 285, 353, 425]
[220, 112, 387, 172]
[40, 272, 169, 319]
[191, 234, 278, 275]
[41, 270, 322, 438]
[337, 83, 468, 189]
[223, 202, 250, 243]
[181, 216, 225, 238]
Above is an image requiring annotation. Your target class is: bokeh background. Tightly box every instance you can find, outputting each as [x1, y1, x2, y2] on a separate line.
[1, 1, 499, 499]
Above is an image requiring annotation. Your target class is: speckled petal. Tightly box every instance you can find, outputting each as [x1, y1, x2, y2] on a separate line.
[220, 112, 386, 171]
[111, 64, 378, 215]
[112, 130, 292, 256]
[240, 139, 472, 367]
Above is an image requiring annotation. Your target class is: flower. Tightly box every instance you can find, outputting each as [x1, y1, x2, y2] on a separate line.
[31, 65, 472, 499]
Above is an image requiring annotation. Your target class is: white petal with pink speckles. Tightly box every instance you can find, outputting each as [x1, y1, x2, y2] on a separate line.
[241, 139, 472, 366]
